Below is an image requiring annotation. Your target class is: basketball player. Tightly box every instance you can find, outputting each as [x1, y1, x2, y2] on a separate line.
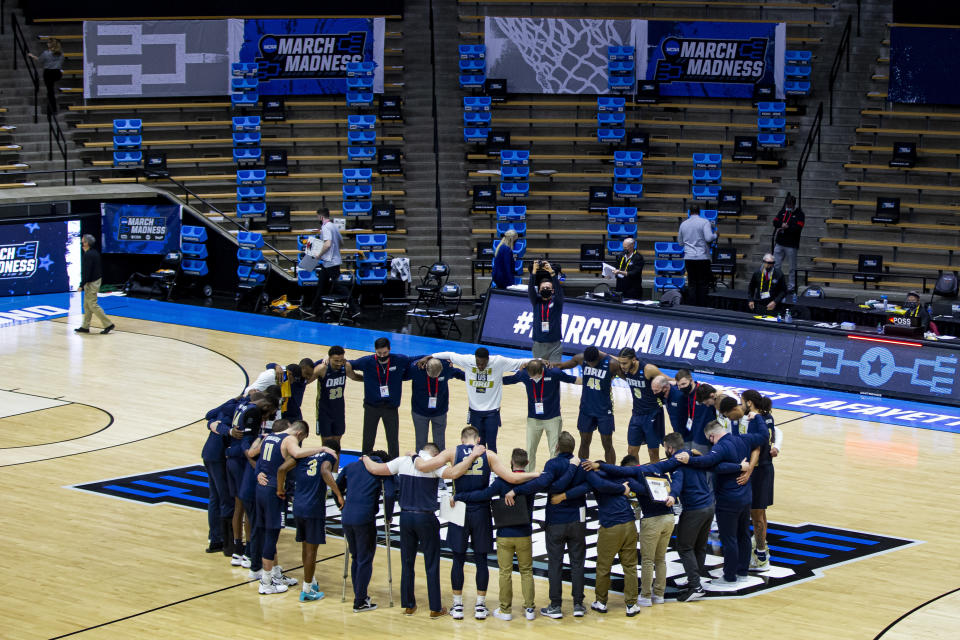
[737, 390, 783, 572]
[247, 420, 336, 594]
[275, 436, 343, 601]
[301, 346, 354, 442]
[554, 346, 620, 463]
[616, 348, 670, 463]
[224, 395, 273, 567]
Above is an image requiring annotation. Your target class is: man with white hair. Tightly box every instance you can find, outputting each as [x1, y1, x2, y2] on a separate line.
[613, 237, 645, 300]
[75, 234, 115, 334]
[747, 253, 787, 314]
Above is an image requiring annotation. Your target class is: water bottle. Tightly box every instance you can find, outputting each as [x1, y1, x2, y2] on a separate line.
[881, 295, 888, 312]
[876, 322, 883, 334]
[777, 314, 782, 323]
[784, 308, 792, 323]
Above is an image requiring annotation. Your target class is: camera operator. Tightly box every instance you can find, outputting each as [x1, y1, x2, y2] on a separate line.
[529, 259, 565, 362]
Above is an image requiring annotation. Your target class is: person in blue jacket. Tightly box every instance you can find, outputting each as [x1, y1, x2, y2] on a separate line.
[528, 260, 564, 362]
[491, 230, 518, 289]
[202, 396, 240, 555]
[665, 370, 716, 451]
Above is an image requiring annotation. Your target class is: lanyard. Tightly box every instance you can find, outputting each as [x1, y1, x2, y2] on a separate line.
[620, 252, 631, 270]
[782, 209, 794, 227]
[426, 374, 438, 398]
[909, 305, 919, 318]
[541, 299, 550, 325]
[688, 382, 698, 419]
[760, 269, 772, 293]
[531, 375, 545, 403]
[376, 358, 390, 387]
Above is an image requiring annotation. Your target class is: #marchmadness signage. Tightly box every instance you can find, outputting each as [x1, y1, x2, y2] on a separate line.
[0, 221, 81, 297]
[479, 290, 960, 406]
[100, 203, 182, 255]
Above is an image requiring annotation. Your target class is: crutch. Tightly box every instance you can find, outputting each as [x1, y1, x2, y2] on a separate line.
[383, 483, 394, 607]
[341, 534, 350, 602]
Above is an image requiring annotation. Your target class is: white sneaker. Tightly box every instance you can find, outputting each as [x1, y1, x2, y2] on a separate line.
[230, 554, 243, 566]
[652, 595, 665, 605]
[524, 607, 536, 620]
[590, 600, 607, 614]
[637, 597, 652, 607]
[258, 579, 288, 594]
[240, 555, 251, 569]
[274, 572, 298, 587]
[625, 603, 642, 617]
[475, 604, 489, 620]
[451, 603, 464, 620]
[493, 608, 512, 621]
[248, 569, 262, 580]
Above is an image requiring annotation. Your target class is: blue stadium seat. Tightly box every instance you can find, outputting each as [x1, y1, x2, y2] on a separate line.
[500, 149, 530, 166]
[699, 209, 719, 223]
[346, 61, 376, 77]
[236, 186, 266, 202]
[613, 183, 643, 199]
[501, 166, 529, 180]
[236, 202, 266, 217]
[232, 116, 261, 132]
[496, 205, 527, 220]
[343, 184, 373, 200]
[459, 74, 486, 89]
[464, 112, 492, 126]
[757, 117, 786, 132]
[606, 239, 624, 255]
[500, 182, 529, 198]
[459, 59, 485, 74]
[347, 130, 377, 145]
[231, 77, 258, 92]
[237, 264, 267, 287]
[232, 132, 261, 147]
[112, 135, 142, 150]
[597, 112, 626, 127]
[347, 76, 374, 91]
[692, 168, 722, 184]
[237, 231, 264, 248]
[231, 62, 259, 77]
[233, 148, 261, 164]
[496, 222, 526, 237]
[614, 167, 643, 182]
[181, 259, 209, 277]
[231, 92, 258, 107]
[357, 251, 388, 267]
[654, 276, 686, 291]
[356, 268, 388, 285]
[297, 269, 319, 286]
[758, 133, 787, 148]
[463, 127, 491, 143]
[614, 150, 644, 167]
[112, 119, 141, 135]
[463, 96, 492, 112]
[343, 200, 373, 216]
[346, 92, 375, 107]
[597, 128, 625, 143]
[607, 223, 637, 239]
[236, 170, 266, 186]
[511, 238, 527, 258]
[607, 206, 637, 223]
[608, 60, 634, 75]
[356, 233, 388, 250]
[785, 65, 811, 79]
[237, 248, 263, 263]
[342, 168, 373, 184]
[607, 45, 635, 61]
[654, 259, 686, 275]
[112, 151, 142, 167]
[692, 153, 722, 169]
[459, 44, 486, 59]
[597, 96, 625, 112]
[608, 76, 635, 91]
[785, 50, 812, 64]
[692, 184, 720, 200]
[655, 242, 684, 259]
[181, 242, 208, 259]
[785, 80, 811, 96]
[348, 114, 377, 130]
[181, 226, 207, 243]
[347, 146, 377, 161]
[756, 102, 786, 118]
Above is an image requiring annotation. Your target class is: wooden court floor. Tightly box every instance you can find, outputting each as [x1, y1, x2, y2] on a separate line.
[0, 315, 957, 639]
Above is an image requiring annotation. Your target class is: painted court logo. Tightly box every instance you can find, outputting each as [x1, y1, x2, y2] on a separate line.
[73, 459, 920, 599]
[0, 241, 39, 278]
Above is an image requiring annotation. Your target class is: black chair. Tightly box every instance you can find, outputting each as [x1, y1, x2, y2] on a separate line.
[149, 251, 181, 301]
[414, 262, 450, 310]
[932, 271, 959, 300]
[319, 272, 357, 325]
[427, 283, 463, 338]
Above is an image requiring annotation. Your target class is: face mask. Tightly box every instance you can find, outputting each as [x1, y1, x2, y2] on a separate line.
[540, 288, 553, 299]
[377, 355, 390, 364]
[681, 385, 693, 395]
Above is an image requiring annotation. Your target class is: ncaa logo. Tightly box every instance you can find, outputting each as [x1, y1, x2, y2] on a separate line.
[663, 38, 681, 57]
[261, 36, 278, 54]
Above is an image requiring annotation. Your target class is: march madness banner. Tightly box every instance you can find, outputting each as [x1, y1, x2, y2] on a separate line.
[240, 18, 385, 95]
[101, 203, 181, 255]
[0, 221, 81, 297]
[638, 20, 785, 99]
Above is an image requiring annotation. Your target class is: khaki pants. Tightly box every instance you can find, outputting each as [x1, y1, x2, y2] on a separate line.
[496, 535, 534, 614]
[525, 416, 561, 471]
[82, 279, 111, 329]
[640, 514, 675, 598]
[594, 520, 638, 605]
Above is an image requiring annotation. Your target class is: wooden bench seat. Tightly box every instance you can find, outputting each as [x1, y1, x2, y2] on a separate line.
[471, 208, 759, 221]
[0, 163, 29, 171]
[278, 248, 407, 257]
[466, 152, 781, 167]
[83, 135, 403, 149]
[813, 256, 960, 272]
[97, 170, 401, 184]
[819, 236, 959, 252]
[0, 182, 36, 189]
[469, 171, 774, 186]
[851, 144, 960, 157]
[838, 180, 960, 196]
[91, 154, 352, 167]
[825, 218, 960, 233]
[494, 100, 800, 114]
[68, 96, 398, 113]
[843, 163, 960, 177]
[856, 126, 960, 139]
[75, 117, 404, 131]
[472, 227, 752, 240]
[212, 209, 405, 220]
[832, 198, 960, 213]
[234, 228, 407, 239]
[490, 116, 780, 132]
[808, 276, 926, 289]
[470, 188, 765, 202]
[510, 134, 736, 148]
[197, 189, 405, 200]
[861, 109, 960, 121]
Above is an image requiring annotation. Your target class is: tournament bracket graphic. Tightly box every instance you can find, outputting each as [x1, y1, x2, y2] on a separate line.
[639, 20, 785, 98]
[0, 221, 78, 296]
[73, 454, 920, 600]
[240, 19, 379, 95]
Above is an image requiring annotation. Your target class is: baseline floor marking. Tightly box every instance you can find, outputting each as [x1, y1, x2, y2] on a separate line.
[0, 389, 67, 419]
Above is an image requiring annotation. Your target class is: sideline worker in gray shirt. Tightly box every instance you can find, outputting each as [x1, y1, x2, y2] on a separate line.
[677, 206, 717, 307]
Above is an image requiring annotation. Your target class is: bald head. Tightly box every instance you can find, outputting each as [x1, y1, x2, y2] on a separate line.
[425, 358, 443, 378]
[651, 375, 671, 396]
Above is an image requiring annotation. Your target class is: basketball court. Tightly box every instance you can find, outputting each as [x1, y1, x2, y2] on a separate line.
[1, 292, 957, 639]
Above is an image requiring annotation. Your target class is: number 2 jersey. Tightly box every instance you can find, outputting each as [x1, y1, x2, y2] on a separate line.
[453, 443, 490, 512]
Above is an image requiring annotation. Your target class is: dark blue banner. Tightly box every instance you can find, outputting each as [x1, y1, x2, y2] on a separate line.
[101, 203, 181, 255]
[889, 27, 960, 105]
[240, 18, 382, 95]
[639, 20, 784, 98]
[479, 291, 960, 406]
[0, 221, 81, 297]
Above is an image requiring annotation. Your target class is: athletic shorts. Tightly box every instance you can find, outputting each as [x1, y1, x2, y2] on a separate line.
[225, 456, 246, 498]
[577, 413, 615, 435]
[627, 408, 665, 448]
[295, 517, 327, 545]
[317, 411, 347, 437]
[446, 507, 494, 554]
[255, 485, 285, 531]
[751, 464, 774, 509]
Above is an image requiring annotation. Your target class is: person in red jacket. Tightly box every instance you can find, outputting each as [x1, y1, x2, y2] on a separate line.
[771, 193, 805, 293]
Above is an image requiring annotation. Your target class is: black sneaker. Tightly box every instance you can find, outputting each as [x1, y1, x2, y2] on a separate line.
[101, 324, 115, 334]
[205, 540, 224, 553]
[74, 327, 90, 333]
[677, 586, 706, 602]
[354, 598, 378, 613]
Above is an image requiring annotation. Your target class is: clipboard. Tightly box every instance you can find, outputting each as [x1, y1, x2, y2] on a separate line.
[299, 254, 320, 271]
[440, 495, 466, 527]
[644, 476, 671, 502]
[491, 495, 529, 527]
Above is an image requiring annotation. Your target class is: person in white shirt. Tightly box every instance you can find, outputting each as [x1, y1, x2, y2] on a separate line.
[677, 206, 718, 307]
[428, 348, 531, 452]
[309, 208, 344, 316]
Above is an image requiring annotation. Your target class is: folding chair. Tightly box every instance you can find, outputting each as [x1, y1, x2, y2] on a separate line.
[427, 283, 463, 339]
[320, 272, 358, 325]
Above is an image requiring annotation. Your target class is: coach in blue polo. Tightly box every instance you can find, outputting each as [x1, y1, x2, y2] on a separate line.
[504, 359, 578, 471]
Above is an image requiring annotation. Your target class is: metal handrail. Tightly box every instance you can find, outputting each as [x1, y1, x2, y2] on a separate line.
[796, 101, 823, 208]
[47, 109, 68, 184]
[827, 14, 852, 126]
[11, 13, 40, 123]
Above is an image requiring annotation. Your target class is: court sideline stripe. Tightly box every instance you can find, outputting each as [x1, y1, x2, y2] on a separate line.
[47, 553, 345, 639]
[773, 413, 814, 426]
[873, 586, 960, 639]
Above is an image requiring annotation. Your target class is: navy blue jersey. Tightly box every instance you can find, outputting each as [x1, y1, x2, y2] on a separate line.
[254, 432, 290, 487]
[293, 451, 336, 518]
[621, 360, 662, 412]
[316, 363, 347, 417]
[453, 444, 490, 510]
[225, 401, 261, 458]
[739, 413, 774, 465]
[580, 356, 613, 418]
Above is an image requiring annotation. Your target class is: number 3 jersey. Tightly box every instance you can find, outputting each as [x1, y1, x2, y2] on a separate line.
[294, 451, 338, 519]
